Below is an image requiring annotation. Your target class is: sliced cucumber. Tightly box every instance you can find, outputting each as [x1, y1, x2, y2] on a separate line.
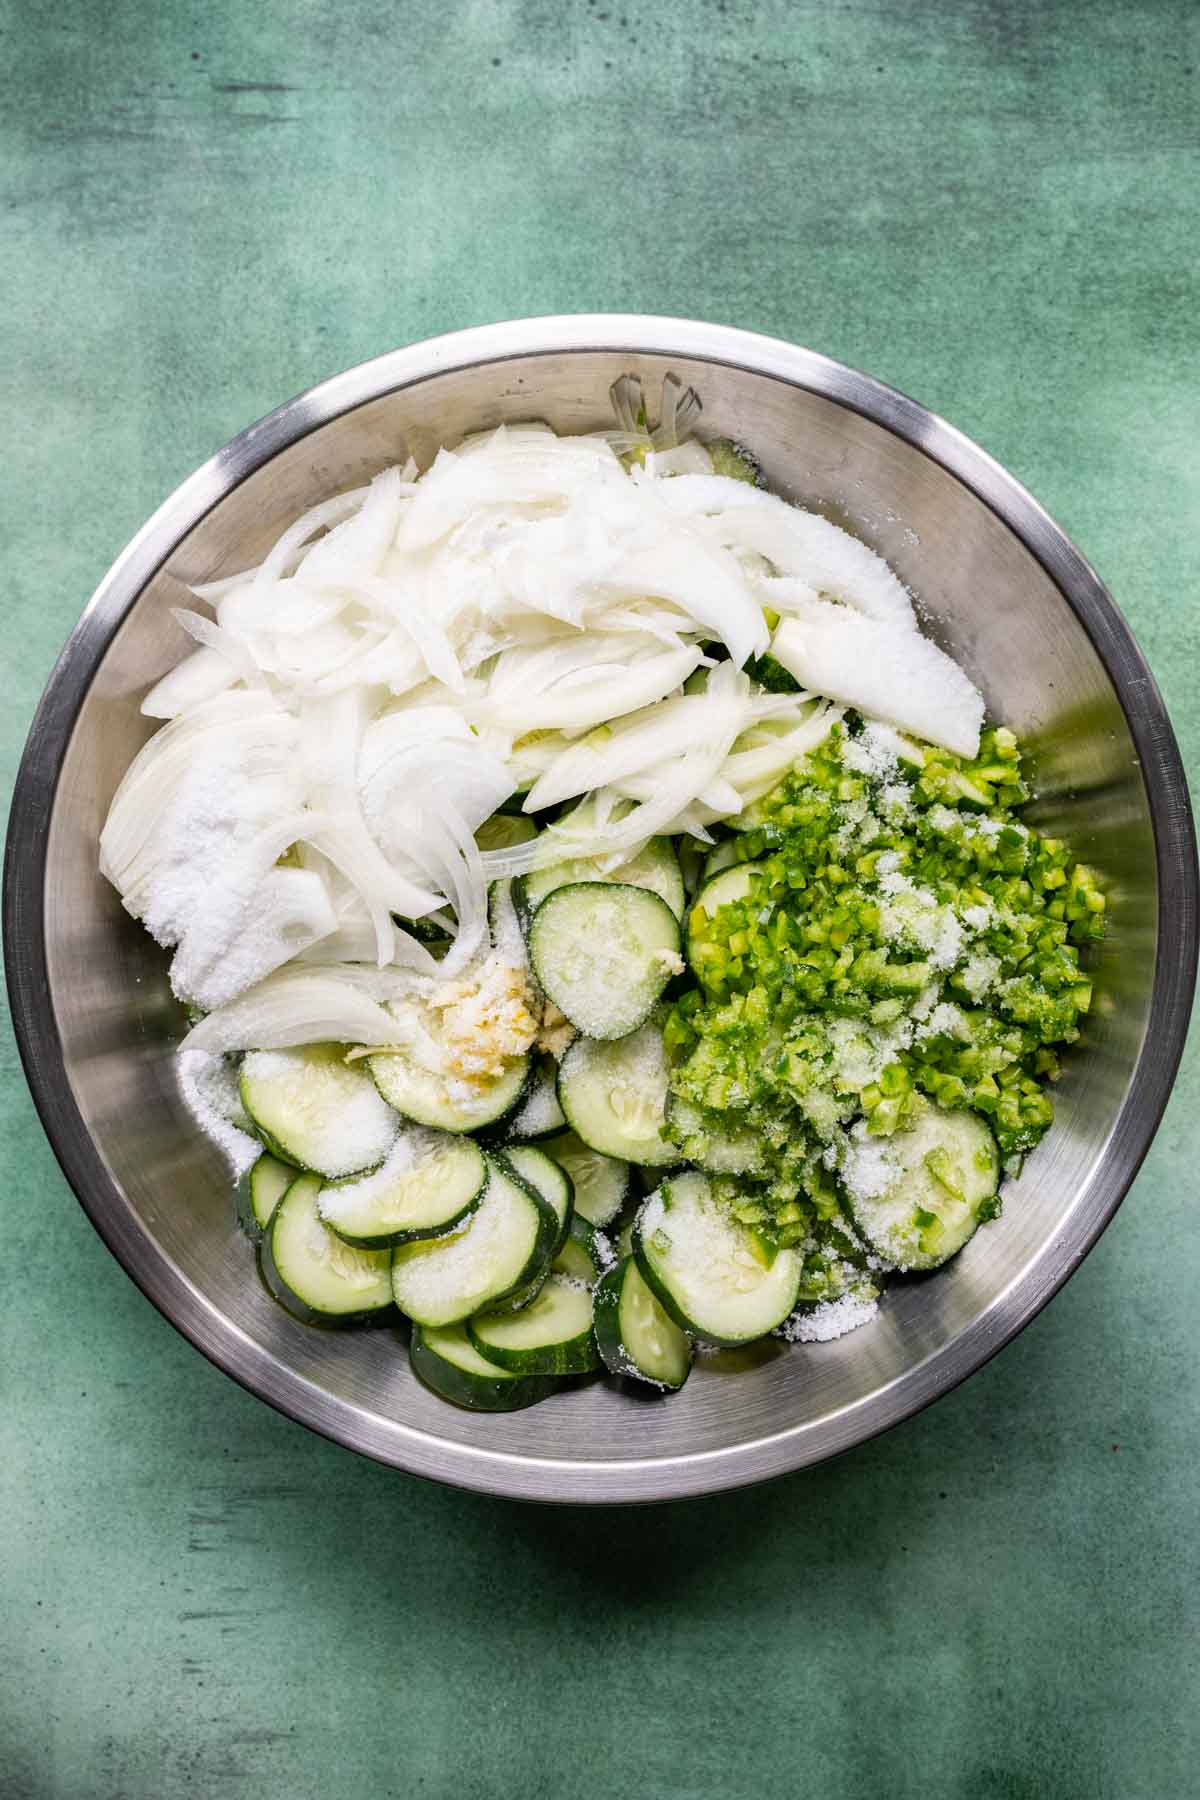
[518, 831, 685, 923]
[687, 863, 766, 984]
[317, 1130, 487, 1249]
[593, 1256, 692, 1390]
[842, 1104, 1000, 1271]
[540, 1131, 632, 1227]
[241, 1044, 399, 1179]
[633, 1171, 802, 1346]
[468, 1274, 599, 1376]
[503, 1055, 567, 1140]
[683, 860, 759, 928]
[476, 814, 538, 852]
[700, 839, 742, 883]
[557, 1017, 675, 1166]
[552, 1212, 607, 1285]
[528, 881, 682, 1041]
[692, 863, 762, 916]
[237, 1151, 294, 1241]
[410, 1324, 555, 1412]
[370, 1048, 531, 1134]
[260, 1173, 393, 1327]
[390, 1157, 557, 1327]
[675, 836, 707, 906]
[665, 1094, 765, 1176]
[486, 876, 528, 966]
[500, 1143, 573, 1254]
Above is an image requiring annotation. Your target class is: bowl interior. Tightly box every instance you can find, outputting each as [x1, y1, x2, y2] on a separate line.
[31, 340, 1169, 1497]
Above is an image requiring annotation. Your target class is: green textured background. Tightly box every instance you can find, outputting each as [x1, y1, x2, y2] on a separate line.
[3, 2, 1197, 1796]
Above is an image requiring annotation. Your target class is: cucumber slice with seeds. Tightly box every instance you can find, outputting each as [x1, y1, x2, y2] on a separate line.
[842, 1104, 1000, 1272]
[410, 1325, 556, 1412]
[468, 1273, 599, 1376]
[633, 1171, 802, 1346]
[390, 1157, 557, 1327]
[237, 1151, 294, 1241]
[241, 1044, 399, 1179]
[529, 882, 682, 1040]
[593, 1256, 692, 1390]
[552, 1212, 608, 1285]
[540, 1131, 632, 1227]
[500, 1143, 573, 1254]
[518, 832, 685, 923]
[260, 1173, 393, 1327]
[318, 1130, 487, 1249]
[370, 1049, 531, 1134]
[557, 1017, 675, 1166]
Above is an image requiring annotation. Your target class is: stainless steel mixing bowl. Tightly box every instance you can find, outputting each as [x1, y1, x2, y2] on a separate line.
[6, 316, 1196, 1502]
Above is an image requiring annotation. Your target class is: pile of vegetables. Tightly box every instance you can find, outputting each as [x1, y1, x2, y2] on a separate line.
[96, 380, 1104, 1413]
[666, 720, 1104, 1290]
[100, 377, 980, 1044]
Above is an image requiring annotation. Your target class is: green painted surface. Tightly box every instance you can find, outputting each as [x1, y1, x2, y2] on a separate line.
[2, 1, 1197, 1795]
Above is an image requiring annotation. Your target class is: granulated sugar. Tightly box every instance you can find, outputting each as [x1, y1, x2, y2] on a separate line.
[777, 1288, 880, 1343]
[178, 1049, 260, 1176]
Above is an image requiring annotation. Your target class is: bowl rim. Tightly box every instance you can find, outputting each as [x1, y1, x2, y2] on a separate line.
[6, 313, 1197, 1503]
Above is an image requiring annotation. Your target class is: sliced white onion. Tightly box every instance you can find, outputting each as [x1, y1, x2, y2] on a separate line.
[477, 636, 702, 733]
[172, 860, 337, 1010]
[218, 581, 349, 639]
[252, 487, 369, 587]
[141, 646, 239, 718]
[297, 466, 406, 586]
[772, 611, 983, 759]
[182, 968, 403, 1054]
[171, 608, 260, 684]
[522, 684, 750, 814]
[104, 407, 990, 1059]
[654, 476, 916, 630]
[100, 694, 298, 888]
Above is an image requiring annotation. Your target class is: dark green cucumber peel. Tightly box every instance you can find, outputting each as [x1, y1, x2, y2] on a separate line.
[497, 1143, 575, 1256]
[370, 1050, 533, 1135]
[258, 1176, 394, 1331]
[631, 1178, 802, 1347]
[410, 1325, 557, 1412]
[320, 1148, 489, 1251]
[551, 1211, 606, 1285]
[484, 1160, 564, 1315]
[593, 1256, 692, 1391]
[236, 1151, 295, 1242]
[468, 1275, 600, 1377]
[390, 1157, 561, 1326]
